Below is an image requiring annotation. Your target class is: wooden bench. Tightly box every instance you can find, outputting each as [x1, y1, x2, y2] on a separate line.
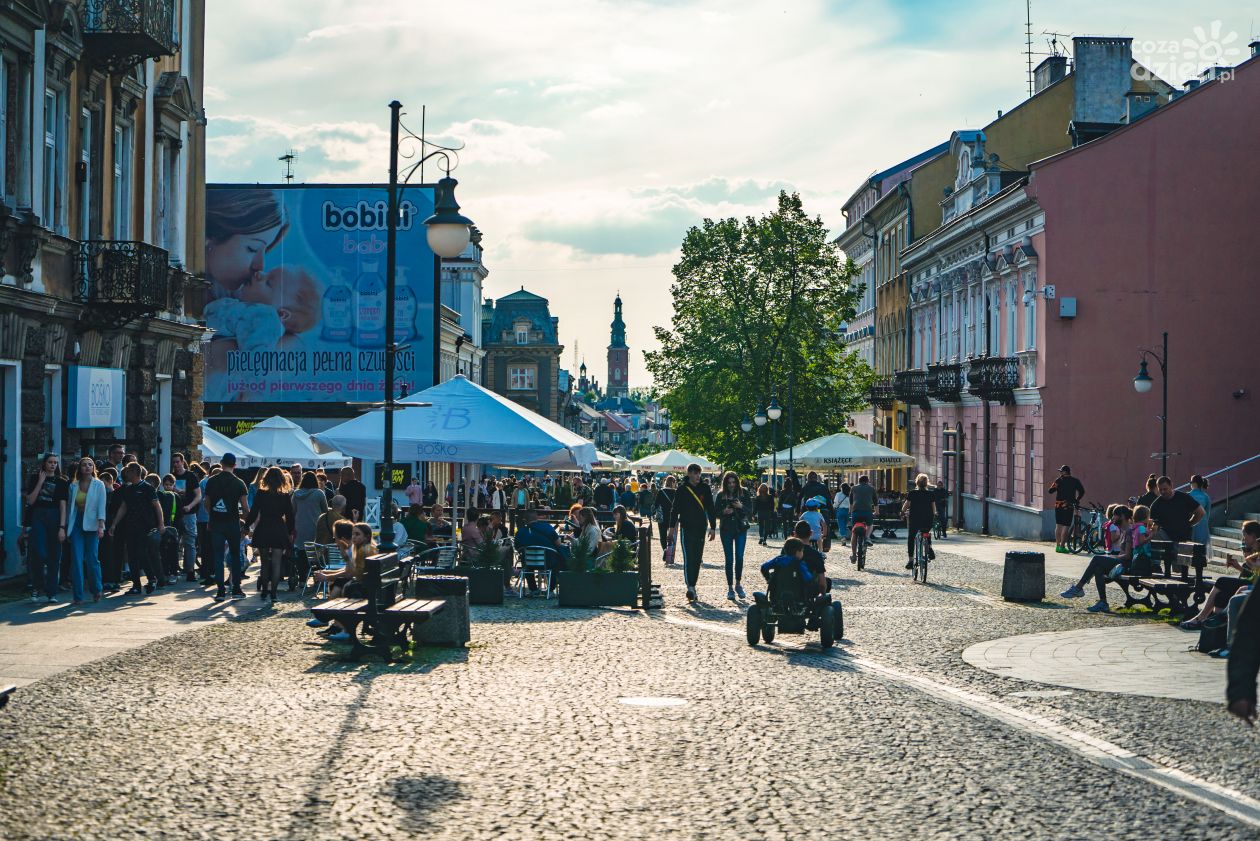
[1116, 540, 1211, 617]
[310, 551, 446, 662]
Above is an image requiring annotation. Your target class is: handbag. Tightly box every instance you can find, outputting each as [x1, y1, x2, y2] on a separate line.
[663, 528, 677, 564]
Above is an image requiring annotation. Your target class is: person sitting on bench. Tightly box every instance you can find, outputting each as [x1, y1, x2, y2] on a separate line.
[1060, 505, 1133, 613]
[1182, 520, 1259, 631]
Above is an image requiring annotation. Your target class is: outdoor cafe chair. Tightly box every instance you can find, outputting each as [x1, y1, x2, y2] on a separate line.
[517, 545, 562, 599]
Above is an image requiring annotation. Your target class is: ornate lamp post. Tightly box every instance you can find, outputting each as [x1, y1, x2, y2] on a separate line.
[1133, 331, 1169, 477]
[376, 101, 473, 553]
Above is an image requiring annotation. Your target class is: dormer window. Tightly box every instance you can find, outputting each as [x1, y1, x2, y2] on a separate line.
[514, 319, 530, 344]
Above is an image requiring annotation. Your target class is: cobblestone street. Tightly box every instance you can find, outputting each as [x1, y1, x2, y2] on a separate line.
[1, 535, 1256, 840]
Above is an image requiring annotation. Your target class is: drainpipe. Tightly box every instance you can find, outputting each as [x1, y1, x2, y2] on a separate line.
[981, 232, 991, 535]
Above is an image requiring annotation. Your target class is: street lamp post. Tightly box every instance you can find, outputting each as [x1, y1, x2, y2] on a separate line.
[377, 100, 473, 554]
[1133, 331, 1169, 477]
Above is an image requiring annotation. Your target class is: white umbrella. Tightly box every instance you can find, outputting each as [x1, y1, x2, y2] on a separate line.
[312, 375, 596, 471]
[627, 449, 720, 473]
[196, 421, 265, 468]
[756, 433, 915, 471]
[233, 416, 352, 470]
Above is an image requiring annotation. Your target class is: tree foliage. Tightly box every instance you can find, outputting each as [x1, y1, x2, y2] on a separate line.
[645, 192, 873, 475]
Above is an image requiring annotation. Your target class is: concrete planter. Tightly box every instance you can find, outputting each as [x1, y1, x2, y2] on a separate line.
[557, 571, 638, 608]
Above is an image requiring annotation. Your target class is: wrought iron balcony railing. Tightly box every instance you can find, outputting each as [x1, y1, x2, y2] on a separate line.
[893, 369, 929, 408]
[927, 362, 963, 402]
[868, 378, 896, 410]
[78, 240, 172, 321]
[84, 0, 178, 73]
[965, 355, 1020, 404]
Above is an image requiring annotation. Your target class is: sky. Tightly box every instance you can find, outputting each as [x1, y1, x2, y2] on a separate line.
[205, 1, 1255, 388]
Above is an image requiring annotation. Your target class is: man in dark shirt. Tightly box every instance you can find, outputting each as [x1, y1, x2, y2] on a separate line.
[1048, 465, 1085, 553]
[1149, 476, 1206, 543]
[593, 479, 615, 511]
[336, 467, 367, 522]
[666, 463, 716, 602]
[108, 463, 164, 594]
[204, 453, 251, 601]
[24, 455, 69, 602]
[793, 521, 828, 594]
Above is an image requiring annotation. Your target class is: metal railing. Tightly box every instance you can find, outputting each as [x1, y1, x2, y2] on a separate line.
[1175, 452, 1260, 523]
[893, 369, 929, 408]
[83, 0, 178, 70]
[868, 378, 896, 410]
[77, 240, 172, 314]
[927, 361, 963, 402]
[965, 356, 1019, 404]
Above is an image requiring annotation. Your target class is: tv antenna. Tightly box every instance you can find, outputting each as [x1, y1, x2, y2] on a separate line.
[279, 149, 298, 183]
[1024, 0, 1035, 98]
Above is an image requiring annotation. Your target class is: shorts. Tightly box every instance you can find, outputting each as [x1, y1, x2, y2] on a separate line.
[1054, 506, 1074, 527]
[850, 512, 872, 530]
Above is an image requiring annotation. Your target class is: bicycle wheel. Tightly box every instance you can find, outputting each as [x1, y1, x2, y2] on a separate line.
[857, 540, 866, 571]
[1065, 522, 1082, 554]
[919, 547, 929, 584]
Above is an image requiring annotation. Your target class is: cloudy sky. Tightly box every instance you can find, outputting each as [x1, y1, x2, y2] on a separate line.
[205, 1, 1253, 387]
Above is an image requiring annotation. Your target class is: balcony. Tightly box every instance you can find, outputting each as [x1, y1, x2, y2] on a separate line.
[965, 355, 1020, 404]
[868, 378, 896, 410]
[893, 369, 929, 408]
[77, 240, 173, 325]
[927, 362, 964, 402]
[84, 0, 178, 73]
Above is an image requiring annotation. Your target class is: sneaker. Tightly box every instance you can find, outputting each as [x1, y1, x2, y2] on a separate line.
[29, 592, 41, 603]
[46, 595, 58, 604]
[1179, 618, 1204, 631]
[686, 587, 697, 602]
[927, 547, 936, 560]
[735, 584, 746, 599]
[327, 631, 351, 642]
[230, 588, 246, 599]
[1055, 546, 1067, 554]
[1060, 584, 1085, 599]
[125, 587, 142, 596]
[144, 582, 155, 595]
[306, 617, 328, 628]
[1211, 648, 1230, 659]
[213, 589, 226, 603]
[1086, 600, 1110, 613]
[726, 588, 736, 602]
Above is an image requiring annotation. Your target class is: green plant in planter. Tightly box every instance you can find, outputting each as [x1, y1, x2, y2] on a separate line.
[568, 538, 593, 573]
[607, 539, 637, 574]
[471, 538, 505, 570]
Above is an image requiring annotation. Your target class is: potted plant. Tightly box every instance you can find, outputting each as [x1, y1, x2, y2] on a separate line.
[559, 538, 639, 608]
[456, 539, 507, 605]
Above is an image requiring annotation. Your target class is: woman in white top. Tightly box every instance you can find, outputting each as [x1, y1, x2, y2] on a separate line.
[575, 507, 606, 563]
[66, 456, 108, 603]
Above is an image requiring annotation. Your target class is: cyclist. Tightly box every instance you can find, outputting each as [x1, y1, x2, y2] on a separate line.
[1047, 464, 1085, 553]
[901, 474, 937, 571]
[849, 475, 877, 564]
[799, 497, 828, 549]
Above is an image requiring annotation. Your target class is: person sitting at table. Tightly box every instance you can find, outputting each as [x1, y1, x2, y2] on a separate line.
[485, 510, 509, 543]
[562, 502, 584, 537]
[606, 504, 638, 544]
[574, 507, 610, 561]
[461, 507, 484, 553]
[400, 504, 428, 544]
[427, 503, 452, 542]
[515, 509, 569, 592]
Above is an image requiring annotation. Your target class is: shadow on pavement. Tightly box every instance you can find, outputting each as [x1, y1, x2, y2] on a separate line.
[386, 774, 469, 834]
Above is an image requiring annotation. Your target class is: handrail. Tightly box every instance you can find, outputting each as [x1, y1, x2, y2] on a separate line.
[1175, 452, 1260, 523]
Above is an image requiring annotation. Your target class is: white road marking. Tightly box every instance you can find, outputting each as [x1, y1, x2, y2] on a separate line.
[663, 614, 1260, 830]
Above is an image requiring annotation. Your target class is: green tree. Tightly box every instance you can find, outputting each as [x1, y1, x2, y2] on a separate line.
[645, 191, 873, 475]
[630, 441, 665, 461]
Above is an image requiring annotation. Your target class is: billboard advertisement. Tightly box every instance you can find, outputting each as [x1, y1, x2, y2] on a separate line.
[203, 184, 438, 405]
[66, 366, 125, 428]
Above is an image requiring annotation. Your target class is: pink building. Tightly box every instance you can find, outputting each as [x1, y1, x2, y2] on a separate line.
[902, 48, 1260, 539]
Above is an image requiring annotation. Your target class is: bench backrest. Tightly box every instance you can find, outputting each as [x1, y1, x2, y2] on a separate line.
[363, 551, 402, 614]
[1151, 540, 1207, 571]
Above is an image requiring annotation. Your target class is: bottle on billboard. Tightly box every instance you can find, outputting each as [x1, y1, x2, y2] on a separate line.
[394, 267, 417, 343]
[321, 268, 353, 342]
[353, 261, 387, 347]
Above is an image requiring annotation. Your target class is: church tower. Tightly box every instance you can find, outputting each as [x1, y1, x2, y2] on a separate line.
[607, 294, 629, 398]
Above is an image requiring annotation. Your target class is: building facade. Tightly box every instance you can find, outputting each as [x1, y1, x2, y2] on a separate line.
[0, 0, 207, 577]
[606, 294, 628, 398]
[481, 288, 564, 423]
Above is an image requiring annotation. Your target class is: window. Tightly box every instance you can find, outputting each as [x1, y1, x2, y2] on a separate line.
[79, 108, 93, 240]
[1006, 282, 1017, 356]
[1023, 274, 1036, 350]
[509, 365, 536, 391]
[157, 139, 181, 260]
[515, 328, 528, 345]
[112, 123, 133, 239]
[43, 88, 68, 235]
[1025, 425, 1035, 505]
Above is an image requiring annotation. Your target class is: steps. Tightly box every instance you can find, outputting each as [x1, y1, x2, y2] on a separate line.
[1207, 512, 1259, 568]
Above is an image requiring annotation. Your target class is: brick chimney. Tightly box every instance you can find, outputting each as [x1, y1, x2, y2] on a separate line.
[1072, 36, 1135, 124]
[1034, 55, 1069, 94]
[1124, 90, 1159, 123]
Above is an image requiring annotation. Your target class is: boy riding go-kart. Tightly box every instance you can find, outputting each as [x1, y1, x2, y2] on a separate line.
[747, 537, 844, 648]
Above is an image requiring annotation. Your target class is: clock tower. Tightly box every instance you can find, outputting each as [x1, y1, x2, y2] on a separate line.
[607, 294, 629, 398]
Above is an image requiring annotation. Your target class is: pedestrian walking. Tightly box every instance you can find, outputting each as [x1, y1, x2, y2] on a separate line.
[655, 476, 677, 555]
[293, 472, 329, 585]
[833, 482, 851, 541]
[66, 457, 106, 603]
[666, 463, 716, 602]
[423, 480, 439, 508]
[1048, 465, 1085, 553]
[100, 468, 124, 593]
[108, 463, 164, 596]
[755, 483, 775, 545]
[246, 466, 294, 605]
[714, 471, 752, 601]
[24, 453, 69, 603]
[405, 475, 424, 507]
[204, 453, 250, 602]
[170, 453, 202, 583]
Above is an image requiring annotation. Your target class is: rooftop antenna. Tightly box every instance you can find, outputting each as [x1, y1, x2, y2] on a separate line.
[1024, 0, 1035, 99]
[279, 149, 297, 183]
[420, 105, 426, 183]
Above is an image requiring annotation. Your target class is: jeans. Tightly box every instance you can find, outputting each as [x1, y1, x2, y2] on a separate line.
[68, 525, 102, 600]
[209, 519, 243, 590]
[1076, 554, 1119, 601]
[196, 520, 209, 577]
[720, 528, 747, 586]
[178, 514, 198, 576]
[835, 508, 849, 539]
[28, 507, 63, 598]
[679, 524, 707, 589]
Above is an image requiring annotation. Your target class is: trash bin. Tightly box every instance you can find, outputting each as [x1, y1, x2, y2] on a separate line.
[1001, 551, 1045, 602]
[413, 575, 470, 647]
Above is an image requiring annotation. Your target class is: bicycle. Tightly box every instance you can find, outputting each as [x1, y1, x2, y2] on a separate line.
[1064, 502, 1103, 555]
[850, 521, 869, 571]
[913, 529, 931, 583]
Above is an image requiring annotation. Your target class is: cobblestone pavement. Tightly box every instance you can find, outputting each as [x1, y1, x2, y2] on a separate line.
[0, 533, 1256, 840]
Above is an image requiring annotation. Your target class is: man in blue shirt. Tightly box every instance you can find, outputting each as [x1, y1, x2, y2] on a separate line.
[514, 509, 569, 592]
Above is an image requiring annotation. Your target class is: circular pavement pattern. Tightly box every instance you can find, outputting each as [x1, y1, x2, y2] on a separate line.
[963, 624, 1225, 703]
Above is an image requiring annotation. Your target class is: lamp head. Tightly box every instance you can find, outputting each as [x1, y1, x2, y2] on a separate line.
[766, 398, 783, 421]
[1133, 359, 1153, 394]
[753, 407, 768, 427]
[740, 415, 753, 433]
[424, 176, 474, 258]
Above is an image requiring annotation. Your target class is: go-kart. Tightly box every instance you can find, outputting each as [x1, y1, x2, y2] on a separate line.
[746, 563, 844, 648]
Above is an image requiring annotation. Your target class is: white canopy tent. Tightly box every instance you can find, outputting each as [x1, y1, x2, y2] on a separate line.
[756, 434, 915, 471]
[312, 375, 597, 471]
[550, 450, 625, 473]
[232, 416, 352, 470]
[627, 449, 720, 473]
[197, 422, 265, 468]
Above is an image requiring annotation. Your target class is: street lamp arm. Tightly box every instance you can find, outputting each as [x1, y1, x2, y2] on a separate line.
[1137, 347, 1167, 374]
[393, 105, 465, 186]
